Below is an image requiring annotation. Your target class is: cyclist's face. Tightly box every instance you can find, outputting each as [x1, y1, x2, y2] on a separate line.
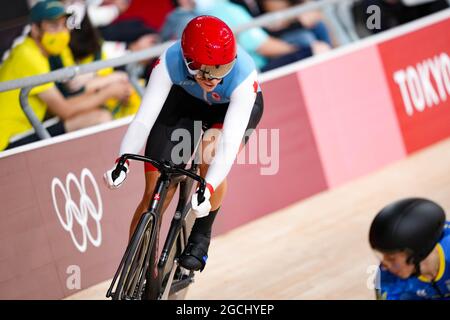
[378, 251, 415, 279]
[194, 74, 221, 92]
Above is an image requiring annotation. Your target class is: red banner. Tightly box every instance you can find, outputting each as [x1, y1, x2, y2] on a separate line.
[378, 18, 450, 153]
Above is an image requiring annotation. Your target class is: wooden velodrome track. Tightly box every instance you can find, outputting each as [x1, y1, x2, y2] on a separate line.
[66, 137, 450, 300]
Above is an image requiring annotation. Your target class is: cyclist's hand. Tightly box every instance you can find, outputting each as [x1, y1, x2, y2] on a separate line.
[103, 159, 129, 189]
[191, 184, 213, 218]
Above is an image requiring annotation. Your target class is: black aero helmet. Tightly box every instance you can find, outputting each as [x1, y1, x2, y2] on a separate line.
[369, 198, 446, 265]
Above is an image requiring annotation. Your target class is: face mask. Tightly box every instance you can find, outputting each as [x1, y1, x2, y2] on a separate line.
[41, 30, 70, 56]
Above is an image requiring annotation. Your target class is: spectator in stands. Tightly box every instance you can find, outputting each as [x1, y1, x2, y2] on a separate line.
[161, 0, 318, 72]
[54, 9, 141, 119]
[65, 0, 159, 79]
[360, 0, 449, 34]
[230, 0, 263, 17]
[84, 0, 160, 51]
[160, 0, 197, 41]
[256, 0, 333, 50]
[0, 0, 129, 151]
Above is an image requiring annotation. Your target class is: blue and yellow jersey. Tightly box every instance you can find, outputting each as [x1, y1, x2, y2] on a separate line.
[376, 222, 450, 300]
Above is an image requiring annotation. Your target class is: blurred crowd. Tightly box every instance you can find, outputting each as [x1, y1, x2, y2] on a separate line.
[356, 0, 449, 34]
[0, 0, 448, 151]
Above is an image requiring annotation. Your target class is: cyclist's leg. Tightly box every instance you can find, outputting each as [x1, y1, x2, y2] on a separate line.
[179, 92, 264, 271]
[199, 129, 228, 210]
[198, 134, 251, 210]
[177, 134, 234, 271]
[177, 133, 231, 271]
[199, 90, 264, 213]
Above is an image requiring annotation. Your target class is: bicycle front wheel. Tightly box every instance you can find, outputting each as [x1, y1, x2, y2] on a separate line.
[112, 213, 155, 300]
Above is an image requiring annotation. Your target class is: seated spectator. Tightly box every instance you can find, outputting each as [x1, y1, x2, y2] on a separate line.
[257, 0, 333, 50]
[160, 0, 197, 41]
[360, 0, 449, 34]
[64, 0, 158, 81]
[84, 0, 159, 51]
[230, 0, 263, 17]
[53, 11, 140, 119]
[162, 0, 315, 72]
[0, 0, 129, 151]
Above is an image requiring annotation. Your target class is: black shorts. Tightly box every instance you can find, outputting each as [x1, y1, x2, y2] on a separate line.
[144, 85, 264, 172]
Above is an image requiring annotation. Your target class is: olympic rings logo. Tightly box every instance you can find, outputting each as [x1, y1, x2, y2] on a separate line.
[51, 168, 103, 253]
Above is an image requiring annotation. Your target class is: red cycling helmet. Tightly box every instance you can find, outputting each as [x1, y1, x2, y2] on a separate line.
[181, 15, 237, 80]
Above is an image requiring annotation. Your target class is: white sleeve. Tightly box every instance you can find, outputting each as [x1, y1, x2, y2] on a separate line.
[119, 53, 173, 156]
[205, 71, 258, 190]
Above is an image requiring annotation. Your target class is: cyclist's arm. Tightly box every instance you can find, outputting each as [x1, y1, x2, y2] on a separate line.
[205, 71, 258, 190]
[119, 52, 173, 156]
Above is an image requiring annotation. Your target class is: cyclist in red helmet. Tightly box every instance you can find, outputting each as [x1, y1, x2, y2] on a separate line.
[104, 16, 263, 271]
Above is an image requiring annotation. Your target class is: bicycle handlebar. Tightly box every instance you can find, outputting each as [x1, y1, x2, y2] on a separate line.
[113, 153, 206, 204]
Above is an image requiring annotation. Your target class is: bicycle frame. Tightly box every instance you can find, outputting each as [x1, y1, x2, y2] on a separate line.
[144, 170, 194, 299]
[158, 171, 196, 273]
[107, 154, 205, 300]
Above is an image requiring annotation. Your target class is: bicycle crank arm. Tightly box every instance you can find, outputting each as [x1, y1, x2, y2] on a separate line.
[169, 274, 195, 296]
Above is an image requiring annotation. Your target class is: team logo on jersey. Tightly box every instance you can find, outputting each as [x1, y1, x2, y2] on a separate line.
[445, 280, 450, 292]
[416, 289, 428, 297]
[211, 92, 221, 101]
